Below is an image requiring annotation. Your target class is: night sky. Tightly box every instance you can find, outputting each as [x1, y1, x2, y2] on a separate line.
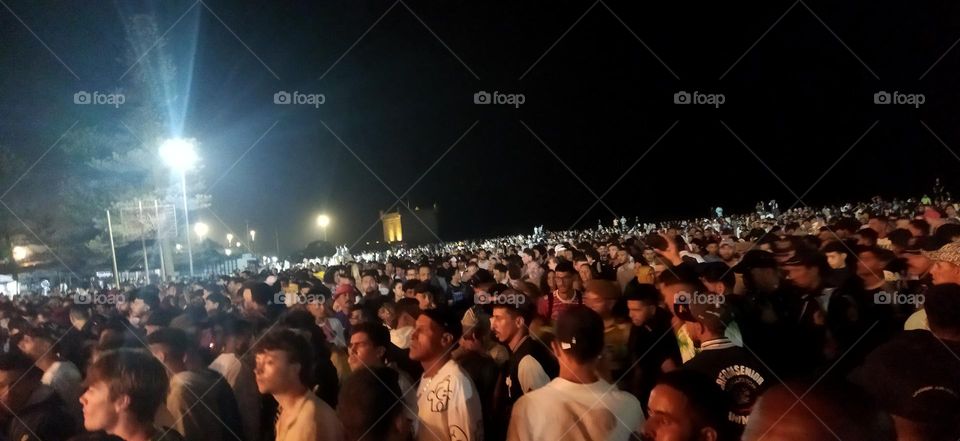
[3, 0, 960, 255]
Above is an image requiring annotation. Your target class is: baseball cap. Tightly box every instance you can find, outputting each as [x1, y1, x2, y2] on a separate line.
[420, 308, 463, 341]
[782, 247, 826, 268]
[676, 301, 732, 330]
[922, 241, 960, 266]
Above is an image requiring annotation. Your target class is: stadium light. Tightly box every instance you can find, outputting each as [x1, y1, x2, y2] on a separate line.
[161, 138, 199, 277]
[194, 222, 209, 239]
[317, 214, 331, 240]
[11, 246, 28, 262]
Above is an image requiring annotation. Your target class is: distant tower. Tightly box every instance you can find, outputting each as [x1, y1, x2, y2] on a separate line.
[380, 210, 403, 243]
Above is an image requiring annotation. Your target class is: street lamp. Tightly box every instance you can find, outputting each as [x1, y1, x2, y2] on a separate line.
[316, 214, 331, 241]
[194, 222, 209, 239]
[226, 233, 234, 245]
[249, 230, 256, 254]
[225, 248, 232, 256]
[160, 138, 198, 277]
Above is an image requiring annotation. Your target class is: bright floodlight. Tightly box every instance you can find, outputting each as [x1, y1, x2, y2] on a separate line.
[11, 246, 28, 261]
[194, 222, 209, 238]
[317, 214, 331, 228]
[249, 230, 256, 240]
[159, 138, 199, 172]
[225, 248, 232, 256]
[226, 233, 234, 244]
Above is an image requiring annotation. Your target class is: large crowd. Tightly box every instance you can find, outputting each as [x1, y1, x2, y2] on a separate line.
[3, 192, 960, 441]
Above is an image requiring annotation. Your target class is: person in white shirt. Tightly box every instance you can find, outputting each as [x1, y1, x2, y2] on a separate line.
[209, 318, 261, 441]
[507, 306, 644, 441]
[409, 308, 483, 441]
[19, 326, 83, 428]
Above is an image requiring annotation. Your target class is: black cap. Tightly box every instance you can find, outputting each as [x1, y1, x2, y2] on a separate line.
[420, 308, 463, 341]
[782, 247, 826, 268]
[468, 269, 495, 286]
[732, 249, 778, 274]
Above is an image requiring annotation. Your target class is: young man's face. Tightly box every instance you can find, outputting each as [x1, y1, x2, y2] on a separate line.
[719, 245, 735, 260]
[931, 260, 960, 285]
[415, 292, 432, 310]
[405, 269, 417, 281]
[644, 384, 703, 441]
[583, 292, 613, 318]
[555, 270, 575, 295]
[627, 300, 657, 327]
[361, 276, 378, 294]
[490, 307, 521, 344]
[825, 251, 846, 270]
[418, 267, 431, 282]
[347, 332, 383, 372]
[784, 265, 819, 290]
[349, 309, 364, 327]
[254, 350, 300, 395]
[79, 380, 120, 432]
[17, 335, 48, 360]
[408, 315, 447, 362]
[204, 299, 220, 313]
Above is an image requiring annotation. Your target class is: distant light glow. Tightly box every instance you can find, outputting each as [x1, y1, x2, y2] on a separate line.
[12, 246, 28, 261]
[194, 222, 209, 238]
[159, 138, 198, 172]
[225, 249, 232, 256]
[317, 214, 331, 228]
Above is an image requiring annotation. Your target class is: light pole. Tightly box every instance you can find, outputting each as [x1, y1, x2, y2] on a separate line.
[12, 246, 27, 296]
[316, 214, 331, 241]
[160, 138, 199, 277]
[249, 230, 256, 254]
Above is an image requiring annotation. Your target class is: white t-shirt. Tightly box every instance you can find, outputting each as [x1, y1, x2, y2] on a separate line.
[416, 359, 483, 441]
[507, 377, 644, 441]
[391, 326, 414, 349]
[209, 353, 261, 441]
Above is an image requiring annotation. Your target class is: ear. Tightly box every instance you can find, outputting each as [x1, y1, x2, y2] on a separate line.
[441, 332, 455, 348]
[699, 427, 718, 441]
[376, 347, 386, 361]
[115, 393, 132, 415]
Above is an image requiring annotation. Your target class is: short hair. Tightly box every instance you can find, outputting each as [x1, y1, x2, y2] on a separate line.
[395, 298, 420, 319]
[86, 349, 169, 424]
[821, 240, 849, 255]
[554, 305, 604, 363]
[925, 283, 960, 334]
[0, 352, 40, 382]
[242, 282, 273, 307]
[655, 370, 732, 438]
[555, 260, 576, 274]
[146, 327, 190, 361]
[413, 282, 433, 295]
[337, 367, 403, 441]
[909, 219, 931, 236]
[255, 329, 314, 386]
[69, 305, 91, 322]
[350, 322, 390, 350]
[205, 292, 228, 307]
[624, 284, 662, 306]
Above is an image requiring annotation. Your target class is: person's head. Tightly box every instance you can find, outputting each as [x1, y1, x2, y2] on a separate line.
[908, 219, 931, 237]
[217, 317, 254, 355]
[408, 308, 461, 365]
[391, 280, 405, 299]
[521, 249, 535, 265]
[378, 302, 397, 328]
[413, 282, 435, 310]
[404, 266, 418, 282]
[743, 380, 894, 441]
[868, 215, 889, 237]
[551, 306, 604, 373]
[69, 305, 91, 330]
[679, 302, 730, 347]
[204, 292, 228, 314]
[781, 249, 826, 290]
[0, 352, 42, 422]
[254, 329, 314, 395]
[80, 349, 169, 434]
[821, 240, 852, 270]
[241, 282, 273, 316]
[348, 305, 372, 327]
[17, 326, 58, 362]
[644, 370, 733, 441]
[582, 279, 620, 319]
[347, 322, 390, 371]
[146, 327, 190, 373]
[705, 242, 719, 257]
[924, 242, 960, 285]
[489, 291, 533, 345]
[554, 261, 577, 295]
[625, 284, 661, 327]
[338, 367, 411, 441]
[417, 263, 433, 282]
[855, 246, 895, 282]
[925, 283, 960, 341]
[718, 242, 736, 261]
[360, 271, 379, 295]
[395, 298, 420, 327]
[698, 262, 735, 295]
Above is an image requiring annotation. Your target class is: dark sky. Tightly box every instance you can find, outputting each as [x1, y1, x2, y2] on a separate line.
[3, 0, 960, 255]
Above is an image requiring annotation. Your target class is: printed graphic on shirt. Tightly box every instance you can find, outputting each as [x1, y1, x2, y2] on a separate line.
[716, 365, 765, 425]
[428, 376, 453, 412]
[450, 425, 467, 441]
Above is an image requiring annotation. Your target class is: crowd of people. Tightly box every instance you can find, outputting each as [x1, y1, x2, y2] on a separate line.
[4, 192, 960, 441]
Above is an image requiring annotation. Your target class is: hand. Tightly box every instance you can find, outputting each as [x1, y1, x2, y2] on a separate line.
[654, 233, 683, 266]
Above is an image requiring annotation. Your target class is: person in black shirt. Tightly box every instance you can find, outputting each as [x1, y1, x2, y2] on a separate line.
[623, 284, 681, 415]
[678, 301, 769, 434]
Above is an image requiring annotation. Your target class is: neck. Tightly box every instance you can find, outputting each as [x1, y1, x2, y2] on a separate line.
[111, 416, 154, 441]
[602, 316, 615, 329]
[274, 384, 308, 412]
[73, 320, 87, 331]
[559, 362, 598, 384]
[508, 332, 528, 353]
[35, 356, 56, 372]
[421, 354, 451, 378]
[557, 289, 573, 300]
